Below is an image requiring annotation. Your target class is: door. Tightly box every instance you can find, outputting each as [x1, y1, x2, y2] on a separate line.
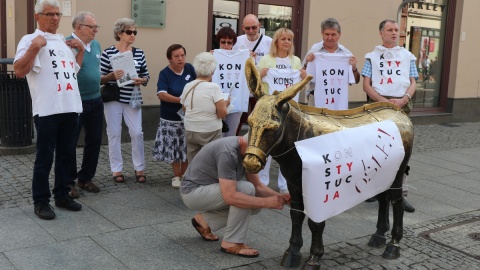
[399, 0, 452, 112]
[253, 0, 301, 57]
[208, 0, 303, 57]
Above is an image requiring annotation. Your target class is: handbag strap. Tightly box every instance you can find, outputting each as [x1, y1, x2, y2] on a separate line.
[184, 81, 203, 110]
[252, 34, 263, 52]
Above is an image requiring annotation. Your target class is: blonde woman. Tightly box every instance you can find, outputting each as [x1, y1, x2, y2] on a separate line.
[256, 28, 307, 194]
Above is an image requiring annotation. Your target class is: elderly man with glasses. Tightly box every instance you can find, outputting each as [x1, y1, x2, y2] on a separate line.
[65, 11, 103, 198]
[233, 14, 272, 64]
[13, 0, 84, 220]
[231, 14, 273, 136]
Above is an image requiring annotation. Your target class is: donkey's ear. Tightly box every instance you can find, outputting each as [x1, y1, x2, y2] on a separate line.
[276, 75, 313, 107]
[245, 58, 264, 99]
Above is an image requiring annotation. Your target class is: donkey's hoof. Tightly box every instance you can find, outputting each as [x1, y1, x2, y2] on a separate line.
[302, 256, 321, 270]
[368, 234, 386, 248]
[382, 242, 401, 259]
[281, 250, 302, 268]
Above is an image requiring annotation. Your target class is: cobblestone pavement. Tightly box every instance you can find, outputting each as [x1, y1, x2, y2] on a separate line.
[1, 122, 479, 269]
[2, 122, 479, 210]
[235, 210, 480, 270]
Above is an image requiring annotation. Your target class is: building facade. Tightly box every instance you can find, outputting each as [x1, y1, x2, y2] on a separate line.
[1, 0, 479, 140]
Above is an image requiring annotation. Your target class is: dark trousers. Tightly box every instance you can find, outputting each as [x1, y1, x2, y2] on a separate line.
[69, 97, 104, 185]
[33, 113, 79, 204]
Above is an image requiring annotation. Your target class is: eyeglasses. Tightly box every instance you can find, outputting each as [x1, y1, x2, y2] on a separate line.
[80, 24, 100, 30]
[220, 41, 233, 45]
[244, 25, 258, 31]
[122, 30, 138, 36]
[39, 12, 63, 18]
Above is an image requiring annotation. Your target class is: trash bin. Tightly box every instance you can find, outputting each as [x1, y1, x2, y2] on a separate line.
[0, 61, 34, 147]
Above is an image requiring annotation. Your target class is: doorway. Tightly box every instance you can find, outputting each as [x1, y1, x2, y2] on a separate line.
[208, 0, 303, 57]
[398, 0, 451, 111]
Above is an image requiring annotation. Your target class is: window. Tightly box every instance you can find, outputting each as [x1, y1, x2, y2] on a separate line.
[401, 0, 449, 110]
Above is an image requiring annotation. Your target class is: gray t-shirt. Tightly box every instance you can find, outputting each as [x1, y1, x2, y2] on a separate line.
[180, 136, 246, 194]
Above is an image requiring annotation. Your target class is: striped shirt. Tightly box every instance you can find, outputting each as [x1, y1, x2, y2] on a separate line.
[100, 45, 150, 103]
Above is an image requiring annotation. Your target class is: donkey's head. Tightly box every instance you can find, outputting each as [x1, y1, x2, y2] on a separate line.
[242, 58, 312, 173]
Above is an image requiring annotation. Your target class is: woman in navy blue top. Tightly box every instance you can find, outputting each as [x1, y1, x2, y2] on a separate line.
[153, 44, 196, 188]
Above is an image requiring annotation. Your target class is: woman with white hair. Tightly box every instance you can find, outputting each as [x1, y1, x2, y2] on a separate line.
[100, 18, 150, 184]
[180, 52, 229, 162]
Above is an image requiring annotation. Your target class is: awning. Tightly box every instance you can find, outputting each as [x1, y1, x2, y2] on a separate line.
[213, 1, 239, 19]
[258, 5, 292, 21]
[213, 1, 292, 21]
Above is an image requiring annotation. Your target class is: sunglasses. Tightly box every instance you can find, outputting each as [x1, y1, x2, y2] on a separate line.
[220, 41, 233, 45]
[122, 30, 138, 36]
[244, 25, 258, 31]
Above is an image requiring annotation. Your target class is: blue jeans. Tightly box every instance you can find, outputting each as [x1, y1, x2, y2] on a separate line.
[33, 113, 79, 204]
[69, 97, 104, 185]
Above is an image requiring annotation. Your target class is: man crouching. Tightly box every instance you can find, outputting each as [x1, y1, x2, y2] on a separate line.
[180, 135, 290, 257]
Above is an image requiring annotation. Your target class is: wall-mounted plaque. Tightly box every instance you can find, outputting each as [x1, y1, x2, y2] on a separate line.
[132, 0, 166, 28]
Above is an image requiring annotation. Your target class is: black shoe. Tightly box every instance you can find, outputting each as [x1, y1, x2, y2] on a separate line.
[34, 203, 56, 220]
[55, 196, 82, 211]
[404, 199, 415, 213]
[365, 196, 377, 202]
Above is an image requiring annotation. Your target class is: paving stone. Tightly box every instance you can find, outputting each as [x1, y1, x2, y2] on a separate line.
[1, 122, 480, 269]
[0, 253, 15, 270]
[5, 237, 127, 270]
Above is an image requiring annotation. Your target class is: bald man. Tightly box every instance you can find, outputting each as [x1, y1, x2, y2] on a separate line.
[233, 14, 272, 64]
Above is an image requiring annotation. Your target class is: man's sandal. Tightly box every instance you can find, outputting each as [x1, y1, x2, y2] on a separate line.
[220, 243, 259, 258]
[112, 175, 125, 183]
[191, 218, 219, 241]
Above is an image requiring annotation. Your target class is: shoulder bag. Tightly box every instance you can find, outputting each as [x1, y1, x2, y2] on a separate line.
[100, 83, 120, 102]
[102, 47, 141, 103]
[252, 34, 263, 53]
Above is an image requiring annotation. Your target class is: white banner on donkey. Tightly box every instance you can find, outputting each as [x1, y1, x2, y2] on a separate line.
[294, 120, 405, 223]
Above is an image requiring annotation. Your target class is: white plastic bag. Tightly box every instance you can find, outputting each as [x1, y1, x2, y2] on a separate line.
[129, 86, 141, 109]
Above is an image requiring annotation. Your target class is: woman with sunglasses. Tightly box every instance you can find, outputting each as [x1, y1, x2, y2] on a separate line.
[100, 18, 150, 184]
[216, 26, 236, 50]
[211, 27, 250, 137]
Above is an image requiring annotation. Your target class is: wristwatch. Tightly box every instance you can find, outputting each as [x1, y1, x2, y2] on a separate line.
[404, 93, 411, 100]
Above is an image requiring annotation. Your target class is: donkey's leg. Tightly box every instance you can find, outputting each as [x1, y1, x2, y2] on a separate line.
[382, 163, 407, 259]
[301, 218, 326, 270]
[281, 199, 305, 268]
[368, 191, 390, 248]
[383, 194, 404, 259]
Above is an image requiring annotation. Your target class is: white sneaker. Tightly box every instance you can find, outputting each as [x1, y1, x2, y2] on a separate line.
[280, 189, 289, 194]
[172, 176, 181, 189]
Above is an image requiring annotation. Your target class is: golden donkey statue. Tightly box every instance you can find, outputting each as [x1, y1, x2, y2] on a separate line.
[242, 58, 414, 270]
